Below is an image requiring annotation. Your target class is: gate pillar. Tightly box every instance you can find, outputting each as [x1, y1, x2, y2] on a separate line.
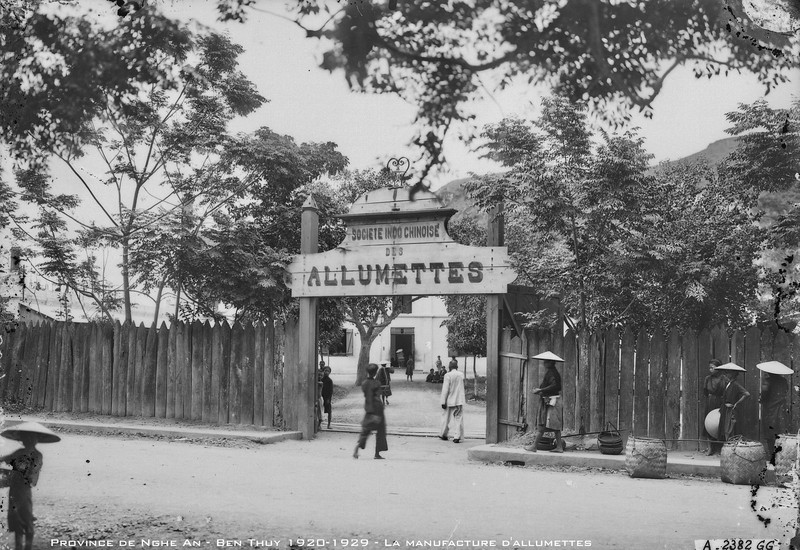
[296, 196, 319, 439]
[486, 204, 504, 444]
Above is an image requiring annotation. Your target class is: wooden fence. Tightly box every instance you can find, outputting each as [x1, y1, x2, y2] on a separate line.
[0, 320, 288, 428]
[497, 324, 800, 447]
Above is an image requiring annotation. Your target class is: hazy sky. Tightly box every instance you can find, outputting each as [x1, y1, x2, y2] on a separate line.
[151, 0, 800, 189]
[4, 0, 798, 319]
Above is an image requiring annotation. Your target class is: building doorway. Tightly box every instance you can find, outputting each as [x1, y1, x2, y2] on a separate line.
[390, 327, 414, 368]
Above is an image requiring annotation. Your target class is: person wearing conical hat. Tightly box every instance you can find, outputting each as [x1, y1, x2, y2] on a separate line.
[526, 352, 565, 453]
[757, 361, 793, 459]
[715, 363, 750, 444]
[0, 422, 60, 550]
[702, 359, 726, 456]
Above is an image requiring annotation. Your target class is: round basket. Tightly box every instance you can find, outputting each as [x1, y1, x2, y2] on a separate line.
[774, 433, 799, 485]
[720, 437, 767, 485]
[536, 433, 566, 452]
[537, 435, 557, 451]
[625, 436, 667, 479]
[598, 423, 623, 455]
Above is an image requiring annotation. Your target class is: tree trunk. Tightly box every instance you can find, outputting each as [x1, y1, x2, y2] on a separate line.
[121, 238, 133, 322]
[577, 330, 590, 434]
[173, 277, 182, 321]
[152, 278, 167, 326]
[354, 338, 373, 386]
[473, 355, 478, 397]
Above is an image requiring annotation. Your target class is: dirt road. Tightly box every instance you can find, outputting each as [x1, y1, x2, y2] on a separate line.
[2, 430, 795, 550]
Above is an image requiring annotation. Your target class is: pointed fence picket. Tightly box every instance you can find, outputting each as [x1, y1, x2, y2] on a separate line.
[0, 319, 284, 429]
[558, 324, 800, 446]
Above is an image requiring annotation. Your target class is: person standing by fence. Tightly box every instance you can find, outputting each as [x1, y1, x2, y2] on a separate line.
[757, 360, 792, 459]
[715, 363, 750, 443]
[320, 366, 334, 429]
[527, 351, 565, 453]
[703, 359, 726, 456]
[354, 363, 388, 460]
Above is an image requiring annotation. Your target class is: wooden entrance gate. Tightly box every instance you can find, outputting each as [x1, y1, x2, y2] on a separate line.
[486, 283, 563, 444]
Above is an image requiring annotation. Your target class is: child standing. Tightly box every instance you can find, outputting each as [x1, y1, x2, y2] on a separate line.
[0, 422, 60, 550]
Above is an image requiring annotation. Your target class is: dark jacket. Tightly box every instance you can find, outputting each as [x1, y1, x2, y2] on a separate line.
[362, 378, 384, 415]
[538, 368, 562, 397]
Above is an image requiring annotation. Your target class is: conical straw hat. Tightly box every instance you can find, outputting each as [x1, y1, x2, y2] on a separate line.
[531, 351, 564, 362]
[715, 362, 746, 372]
[756, 361, 793, 375]
[1, 421, 61, 443]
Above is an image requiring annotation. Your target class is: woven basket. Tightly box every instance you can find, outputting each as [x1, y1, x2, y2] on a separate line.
[598, 423, 623, 455]
[625, 437, 667, 479]
[774, 433, 799, 485]
[720, 437, 767, 485]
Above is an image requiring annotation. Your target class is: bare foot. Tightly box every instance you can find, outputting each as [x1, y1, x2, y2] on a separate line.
[353, 446, 359, 459]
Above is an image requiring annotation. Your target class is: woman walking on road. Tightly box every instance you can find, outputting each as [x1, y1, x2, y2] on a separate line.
[377, 361, 393, 405]
[354, 363, 388, 460]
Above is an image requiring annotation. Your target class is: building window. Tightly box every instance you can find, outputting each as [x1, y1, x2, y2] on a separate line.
[327, 328, 354, 356]
[393, 296, 412, 314]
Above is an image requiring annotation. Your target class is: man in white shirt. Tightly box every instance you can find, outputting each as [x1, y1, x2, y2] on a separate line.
[439, 360, 466, 443]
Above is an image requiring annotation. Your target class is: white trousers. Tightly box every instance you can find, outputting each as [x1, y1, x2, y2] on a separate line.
[440, 405, 465, 439]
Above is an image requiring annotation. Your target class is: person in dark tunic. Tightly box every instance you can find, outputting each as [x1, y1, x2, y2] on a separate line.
[716, 364, 750, 444]
[526, 352, 565, 453]
[703, 359, 726, 455]
[405, 356, 415, 381]
[321, 367, 334, 429]
[0, 430, 48, 550]
[377, 362, 392, 405]
[757, 361, 793, 459]
[354, 363, 388, 459]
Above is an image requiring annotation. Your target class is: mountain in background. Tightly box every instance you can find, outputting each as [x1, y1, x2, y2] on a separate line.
[436, 136, 799, 230]
[668, 136, 739, 166]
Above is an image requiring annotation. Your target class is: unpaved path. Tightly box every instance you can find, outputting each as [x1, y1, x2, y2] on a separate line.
[1, 430, 795, 550]
[332, 379, 485, 433]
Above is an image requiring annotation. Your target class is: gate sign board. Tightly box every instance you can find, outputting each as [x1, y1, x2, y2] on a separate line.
[287, 186, 516, 297]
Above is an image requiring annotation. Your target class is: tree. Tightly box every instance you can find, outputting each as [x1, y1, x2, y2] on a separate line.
[0, 175, 20, 324]
[341, 296, 420, 386]
[441, 217, 487, 395]
[219, 0, 799, 185]
[717, 98, 800, 329]
[1, 5, 266, 321]
[466, 96, 767, 331]
[628, 160, 765, 330]
[163, 128, 349, 325]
